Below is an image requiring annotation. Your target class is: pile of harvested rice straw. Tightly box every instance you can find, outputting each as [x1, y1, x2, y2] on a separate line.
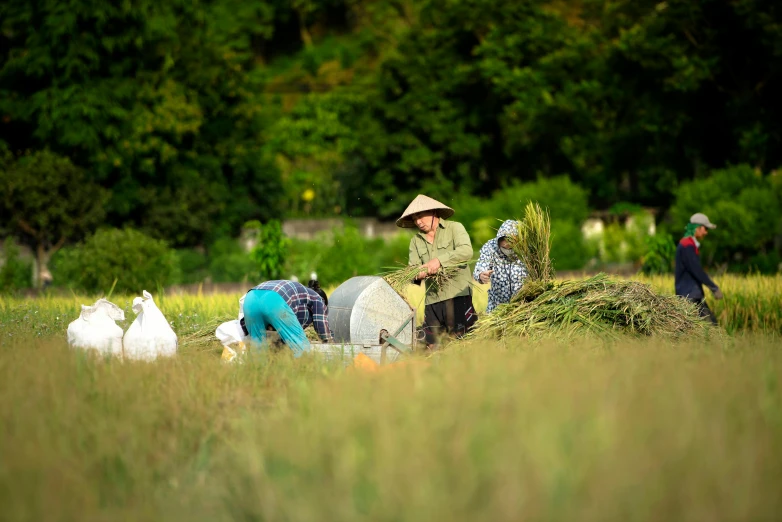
[470, 202, 713, 340]
[471, 274, 711, 339]
[179, 317, 231, 351]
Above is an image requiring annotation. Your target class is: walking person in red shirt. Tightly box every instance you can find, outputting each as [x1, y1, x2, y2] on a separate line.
[675, 213, 723, 325]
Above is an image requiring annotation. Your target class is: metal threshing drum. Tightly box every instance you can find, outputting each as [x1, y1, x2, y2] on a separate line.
[327, 276, 415, 347]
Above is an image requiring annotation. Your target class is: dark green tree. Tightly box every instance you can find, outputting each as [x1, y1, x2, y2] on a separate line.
[349, 0, 782, 211]
[3, 0, 782, 243]
[0, 150, 108, 287]
[0, 0, 285, 245]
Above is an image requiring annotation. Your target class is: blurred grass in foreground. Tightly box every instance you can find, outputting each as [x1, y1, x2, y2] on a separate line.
[0, 334, 780, 521]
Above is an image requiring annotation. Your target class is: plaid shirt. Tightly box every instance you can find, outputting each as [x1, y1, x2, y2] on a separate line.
[253, 280, 333, 342]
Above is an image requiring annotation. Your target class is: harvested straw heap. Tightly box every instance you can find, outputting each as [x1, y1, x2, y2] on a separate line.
[383, 264, 462, 296]
[179, 317, 231, 351]
[471, 203, 712, 339]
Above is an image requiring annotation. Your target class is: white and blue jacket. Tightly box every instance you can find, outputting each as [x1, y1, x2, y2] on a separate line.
[473, 220, 528, 313]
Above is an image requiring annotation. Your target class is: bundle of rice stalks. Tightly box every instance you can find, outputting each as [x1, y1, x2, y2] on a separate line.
[383, 264, 462, 296]
[179, 317, 231, 352]
[471, 273, 712, 340]
[511, 202, 553, 283]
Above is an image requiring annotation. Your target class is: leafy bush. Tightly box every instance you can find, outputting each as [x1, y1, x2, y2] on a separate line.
[550, 220, 594, 271]
[493, 176, 590, 225]
[0, 239, 32, 292]
[733, 251, 782, 274]
[447, 193, 492, 241]
[52, 228, 178, 294]
[451, 176, 590, 234]
[373, 232, 412, 272]
[248, 220, 289, 281]
[184, 224, 408, 287]
[285, 238, 326, 282]
[641, 234, 676, 275]
[284, 225, 410, 287]
[174, 249, 209, 284]
[595, 212, 655, 265]
[314, 224, 388, 287]
[207, 237, 256, 283]
[600, 223, 629, 264]
[469, 217, 504, 249]
[451, 177, 592, 269]
[626, 212, 656, 261]
[669, 165, 782, 269]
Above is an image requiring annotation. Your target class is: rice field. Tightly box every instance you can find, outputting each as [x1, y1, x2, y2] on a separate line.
[1, 274, 781, 521]
[638, 273, 782, 333]
[2, 274, 779, 337]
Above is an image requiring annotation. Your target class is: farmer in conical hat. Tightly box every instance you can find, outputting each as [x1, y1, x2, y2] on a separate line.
[473, 220, 528, 313]
[397, 194, 477, 349]
[675, 212, 723, 325]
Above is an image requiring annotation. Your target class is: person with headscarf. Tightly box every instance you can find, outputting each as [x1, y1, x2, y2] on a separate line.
[396, 194, 477, 349]
[473, 220, 528, 313]
[675, 212, 723, 325]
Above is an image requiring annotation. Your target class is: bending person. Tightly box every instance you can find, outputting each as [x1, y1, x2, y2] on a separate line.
[473, 220, 528, 313]
[241, 279, 334, 357]
[397, 194, 477, 349]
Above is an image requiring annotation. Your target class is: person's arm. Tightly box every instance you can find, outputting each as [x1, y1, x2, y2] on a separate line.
[309, 296, 334, 342]
[682, 246, 719, 291]
[473, 242, 492, 282]
[408, 237, 426, 284]
[436, 222, 473, 266]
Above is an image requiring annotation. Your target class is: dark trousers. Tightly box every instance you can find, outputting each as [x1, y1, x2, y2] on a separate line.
[689, 298, 717, 325]
[422, 294, 478, 346]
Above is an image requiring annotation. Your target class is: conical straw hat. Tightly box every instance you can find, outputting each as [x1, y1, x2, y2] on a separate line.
[395, 194, 455, 228]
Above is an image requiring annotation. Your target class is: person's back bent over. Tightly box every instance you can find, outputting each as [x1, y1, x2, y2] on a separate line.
[242, 289, 311, 357]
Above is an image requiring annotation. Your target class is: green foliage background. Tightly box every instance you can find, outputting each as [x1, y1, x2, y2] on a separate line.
[52, 228, 179, 294]
[2, 0, 782, 280]
[0, 239, 31, 291]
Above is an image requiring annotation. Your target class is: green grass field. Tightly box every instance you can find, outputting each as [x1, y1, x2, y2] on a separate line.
[1, 274, 781, 521]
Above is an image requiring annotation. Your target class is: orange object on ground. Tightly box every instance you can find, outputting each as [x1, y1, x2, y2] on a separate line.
[350, 353, 431, 373]
[351, 353, 380, 372]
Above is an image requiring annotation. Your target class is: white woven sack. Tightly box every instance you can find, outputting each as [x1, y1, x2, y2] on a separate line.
[123, 291, 178, 361]
[67, 298, 125, 356]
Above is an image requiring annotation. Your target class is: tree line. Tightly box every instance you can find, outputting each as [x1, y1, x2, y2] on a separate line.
[2, 0, 781, 278]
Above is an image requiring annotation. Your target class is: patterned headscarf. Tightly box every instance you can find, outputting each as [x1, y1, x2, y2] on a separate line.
[473, 220, 528, 313]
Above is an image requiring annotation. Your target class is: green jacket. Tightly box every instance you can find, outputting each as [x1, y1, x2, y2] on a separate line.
[408, 219, 473, 305]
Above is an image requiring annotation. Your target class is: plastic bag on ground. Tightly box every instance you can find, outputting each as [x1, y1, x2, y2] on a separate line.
[216, 319, 248, 363]
[123, 290, 178, 361]
[238, 294, 246, 322]
[67, 298, 125, 356]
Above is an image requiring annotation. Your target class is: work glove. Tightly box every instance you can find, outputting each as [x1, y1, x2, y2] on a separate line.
[712, 288, 724, 300]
